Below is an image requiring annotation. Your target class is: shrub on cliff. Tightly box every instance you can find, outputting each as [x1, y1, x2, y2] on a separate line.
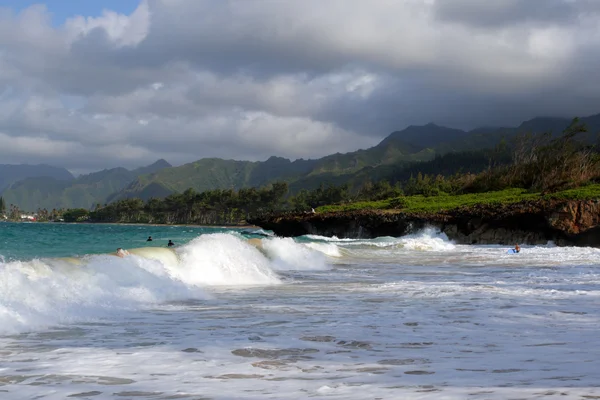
[542, 184, 600, 201]
[387, 197, 408, 209]
[318, 200, 388, 213]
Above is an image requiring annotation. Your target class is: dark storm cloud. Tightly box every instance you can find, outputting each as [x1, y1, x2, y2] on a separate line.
[1, 0, 600, 172]
[317, 76, 600, 137]
[433, 0, 600, 28]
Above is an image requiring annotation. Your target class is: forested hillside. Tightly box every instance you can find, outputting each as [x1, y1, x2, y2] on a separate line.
[33, 117, 599, 227]
[1, 160, 171, 211]
[104, 113, 600, 202]
[3, 113, 600, 213]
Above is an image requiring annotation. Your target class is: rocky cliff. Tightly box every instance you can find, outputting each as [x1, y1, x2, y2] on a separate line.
[249, 199, 600, 247]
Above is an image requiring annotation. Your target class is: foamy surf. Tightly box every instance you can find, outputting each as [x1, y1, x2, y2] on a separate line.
[0, 255, 206, 334]
[396, 227, 456, 251]
[304, 234, 362, 242]
[303, 241, 342, 258]
[261, 237, 332, 270]
[2, 223, 600, 400]
[0, 233, 287, 334]
[174, 233, 281, 285]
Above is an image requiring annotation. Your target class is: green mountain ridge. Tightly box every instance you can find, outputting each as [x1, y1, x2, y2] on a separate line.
[4, 113, 600, 211]
[112, 136, 432, 202]
[0, 164, 73, 192]
[114, 113, 600, 202]
[2, 159, 172, 211]
[111, 156, 318, 202]
[379, 123, 470, 149]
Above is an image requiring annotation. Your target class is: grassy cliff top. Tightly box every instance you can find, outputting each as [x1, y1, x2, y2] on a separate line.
[316, 184, 600, 214]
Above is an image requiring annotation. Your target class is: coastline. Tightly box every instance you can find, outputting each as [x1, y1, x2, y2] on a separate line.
[4, 221, 260, 229]
[249, 198, 600, 247]
[83, 222, 261, 229]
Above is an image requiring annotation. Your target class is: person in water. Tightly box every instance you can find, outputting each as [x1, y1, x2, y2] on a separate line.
[116, 248, 129, 257]
[514, 243, 521, 253]
[147, 236, 153, 242]
[167, 240, 174, 247]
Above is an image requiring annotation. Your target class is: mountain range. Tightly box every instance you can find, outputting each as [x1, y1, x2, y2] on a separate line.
[1, 160, 171, 211]
[0, 164, 73, 193]
[2, 113, 599, 211]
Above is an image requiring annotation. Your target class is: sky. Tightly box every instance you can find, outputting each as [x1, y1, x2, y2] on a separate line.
[1, 0, 600, 174]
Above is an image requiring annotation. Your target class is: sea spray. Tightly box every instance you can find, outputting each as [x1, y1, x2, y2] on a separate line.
[323, 228, 456, 261]
[303, 234, 400, 248]
[175, 233, 281, 285]
[304, 234, 361, 242]
[397, 227, 456, 251]
[261, 237, 331, 270]
[303, 241, 342, 258]
[0, 255, 208, 334]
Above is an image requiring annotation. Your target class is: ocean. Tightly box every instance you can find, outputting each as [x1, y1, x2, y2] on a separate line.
[0, 222, 599, 399]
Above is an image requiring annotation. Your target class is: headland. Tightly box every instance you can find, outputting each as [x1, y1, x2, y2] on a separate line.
[249, 198, 600, 247]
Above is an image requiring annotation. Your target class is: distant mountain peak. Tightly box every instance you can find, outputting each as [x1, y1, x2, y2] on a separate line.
[377, 123, 469, 150]
[517, 116, 572, 132]
[131, 159, 172, 177]
[0, 164, 74, 194]
[151, 159, 172, 168]
[131, 159, 172, 171]
[265, 156, 291, 163]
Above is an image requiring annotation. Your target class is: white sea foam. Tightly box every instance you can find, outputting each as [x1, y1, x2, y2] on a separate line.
[0, 255, 205, 334]
[303, 241, 342, 257]
[396, 227, 456, 251]
[261, 237, 331, 270]
[0, 233, 283, 334]
[304, 234, 361, 242]
[246, 228, 274, 236]
[174, 233, 281, 285]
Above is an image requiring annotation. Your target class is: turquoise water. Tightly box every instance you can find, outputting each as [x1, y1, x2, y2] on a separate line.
[0, 222, 243, 260]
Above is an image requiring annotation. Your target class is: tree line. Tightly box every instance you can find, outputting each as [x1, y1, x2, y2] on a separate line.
[62, 181, 363, 224]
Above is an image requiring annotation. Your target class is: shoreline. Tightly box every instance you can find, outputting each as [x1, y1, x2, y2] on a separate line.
[2, 220, 261, 229]
[249, 198, 600, 247]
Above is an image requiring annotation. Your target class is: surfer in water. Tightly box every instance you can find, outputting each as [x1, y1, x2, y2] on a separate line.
[167, 240, 175, 247]
[116, 248, 129, 257]
[147, 236, 153, 242]
[514, 243, 520, 253]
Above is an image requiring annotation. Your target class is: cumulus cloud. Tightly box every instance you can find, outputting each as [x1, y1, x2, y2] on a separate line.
[0, 0, 599, 173]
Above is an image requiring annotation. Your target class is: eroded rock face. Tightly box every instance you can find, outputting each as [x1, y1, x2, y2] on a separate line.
[249, 200, 600, 247]
[547, 200, 600, 234]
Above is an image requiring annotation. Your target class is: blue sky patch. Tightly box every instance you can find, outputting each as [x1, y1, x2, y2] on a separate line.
[2, 0, 140, 25]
